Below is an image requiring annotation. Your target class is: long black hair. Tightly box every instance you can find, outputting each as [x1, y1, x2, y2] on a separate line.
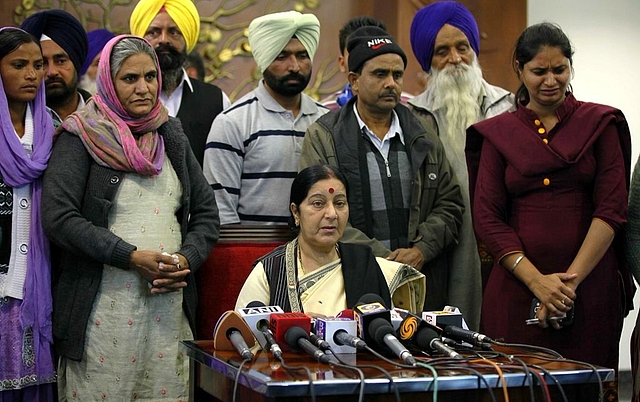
[513, 22, 574, 103]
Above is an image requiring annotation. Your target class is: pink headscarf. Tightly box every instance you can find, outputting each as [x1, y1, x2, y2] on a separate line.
[59, 35, 168, 176]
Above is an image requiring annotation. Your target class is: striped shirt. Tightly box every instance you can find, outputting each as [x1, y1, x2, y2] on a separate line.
[203, 81, 329, 225]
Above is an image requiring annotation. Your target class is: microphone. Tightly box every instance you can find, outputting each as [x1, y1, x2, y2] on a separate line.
[238, 301, 284, 358]
[395, 309, 442, 342]
[315, 317, 360, 353]
[414, 327, 463, 359]
[270, 312, 312, 352]
[309, 330, 331, 351]
[370, 317, 416, 365]
[213, 310, 255, 361]
[441, 325, 494, 348]
[284, 326, 333, 364]
[354, 294, 416, 365]
[353, 294, 392, 346]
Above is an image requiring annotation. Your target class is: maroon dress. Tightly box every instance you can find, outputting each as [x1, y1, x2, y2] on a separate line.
[466, 94, 630, 369]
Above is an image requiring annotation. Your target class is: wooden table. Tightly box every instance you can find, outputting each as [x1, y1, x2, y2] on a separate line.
[181, 340, 616, 401]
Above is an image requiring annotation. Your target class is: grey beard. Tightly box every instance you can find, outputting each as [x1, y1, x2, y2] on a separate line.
[162, 67, 183, 95]
[428, 56, 485, 170]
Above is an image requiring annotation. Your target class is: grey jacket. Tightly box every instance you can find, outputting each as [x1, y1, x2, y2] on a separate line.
[300, 99, 464, 310]
[42, 117, 219, 361]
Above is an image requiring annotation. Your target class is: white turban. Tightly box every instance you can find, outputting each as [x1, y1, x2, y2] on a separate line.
[248, 11, 320, 73]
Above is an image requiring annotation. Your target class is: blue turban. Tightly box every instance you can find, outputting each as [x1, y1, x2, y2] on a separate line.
[410, 1, 480, 73]
[20, 9, 88, 74]
[80, 29, 115, 77]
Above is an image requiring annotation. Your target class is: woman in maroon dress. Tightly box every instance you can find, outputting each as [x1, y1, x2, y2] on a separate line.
[466, 22, 631, 370]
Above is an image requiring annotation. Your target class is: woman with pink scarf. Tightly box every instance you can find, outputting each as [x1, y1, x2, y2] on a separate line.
[42, 35, 219, 400]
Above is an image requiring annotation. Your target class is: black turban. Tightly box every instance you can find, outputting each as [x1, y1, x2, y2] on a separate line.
[20, 9, 88, 74]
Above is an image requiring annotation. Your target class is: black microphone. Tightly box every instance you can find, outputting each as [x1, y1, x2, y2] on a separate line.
[414, 327, 463, 359]
[354, 293, 417, 365]
[284, 326, 332, 364]
[370, 317, 416, 365]
[309, 331, 331, 351]
[441, 325, 494, 347]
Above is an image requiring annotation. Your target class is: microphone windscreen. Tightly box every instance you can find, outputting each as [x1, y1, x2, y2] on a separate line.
[247, 300, 266, 308]
[356, 293, 388, 308]
[284, 326, 309, 350]
[370, 317, 393, 345]
[414, 327, 439, 351]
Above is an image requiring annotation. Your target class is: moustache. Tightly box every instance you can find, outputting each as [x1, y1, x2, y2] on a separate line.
[278, 73, 306, 84]
[45, 77, 66, 85]
[155, 44, 181, 56]
[379, 90, 398, 99]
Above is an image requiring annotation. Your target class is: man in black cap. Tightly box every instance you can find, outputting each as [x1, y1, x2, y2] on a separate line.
[21, 9, 90, 123]
[300, 26, 464, 312]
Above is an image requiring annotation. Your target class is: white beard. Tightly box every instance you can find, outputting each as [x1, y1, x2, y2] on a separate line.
[78, 74, 98, 95]
[429, 56, 484, 145]
[428, 56, 485, 191]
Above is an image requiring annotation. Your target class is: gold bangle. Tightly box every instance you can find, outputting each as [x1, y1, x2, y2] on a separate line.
[510, 254, 525, 273]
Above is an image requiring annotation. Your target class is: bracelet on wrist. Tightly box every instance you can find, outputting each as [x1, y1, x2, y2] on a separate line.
[510, 254, 525, 273]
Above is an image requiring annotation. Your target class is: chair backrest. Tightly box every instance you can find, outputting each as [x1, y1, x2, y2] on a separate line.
[195, 225, 294, 339]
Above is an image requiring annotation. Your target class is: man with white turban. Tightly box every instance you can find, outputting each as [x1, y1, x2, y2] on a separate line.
[203, 11, 329, 225]
[129, 0, 231, 166]
[408, 1, 515, 330]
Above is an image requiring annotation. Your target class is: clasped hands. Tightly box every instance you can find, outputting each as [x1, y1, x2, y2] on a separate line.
[531, 272, 577, 330]
[130, 250, 190, 294]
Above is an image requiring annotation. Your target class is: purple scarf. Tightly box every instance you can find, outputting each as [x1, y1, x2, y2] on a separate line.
[0, 27, 54, 377]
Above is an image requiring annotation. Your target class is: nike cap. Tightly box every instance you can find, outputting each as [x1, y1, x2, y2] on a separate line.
[347, 26, 407, 73]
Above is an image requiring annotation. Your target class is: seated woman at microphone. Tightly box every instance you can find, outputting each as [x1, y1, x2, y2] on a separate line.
[235, 165, 425, 316]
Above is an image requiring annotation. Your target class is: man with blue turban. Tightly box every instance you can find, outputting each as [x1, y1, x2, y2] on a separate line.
[408, 1, 514, 330]
[20, 9, 90, 123]
[129, 0, 231, 167]
[79, 29, 116, 95]
[203, 10, 329, 225]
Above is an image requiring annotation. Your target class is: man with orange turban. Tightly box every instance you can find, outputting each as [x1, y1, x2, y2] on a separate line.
[130, 0, 230, 166]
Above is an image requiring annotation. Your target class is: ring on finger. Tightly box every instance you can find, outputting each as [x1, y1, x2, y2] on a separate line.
[561, 297, 567, 305]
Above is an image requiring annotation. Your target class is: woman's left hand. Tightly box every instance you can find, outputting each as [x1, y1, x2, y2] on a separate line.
[152, 253, 191, 294]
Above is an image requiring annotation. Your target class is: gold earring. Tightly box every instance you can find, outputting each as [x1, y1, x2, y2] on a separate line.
[295, 218, 300, 227]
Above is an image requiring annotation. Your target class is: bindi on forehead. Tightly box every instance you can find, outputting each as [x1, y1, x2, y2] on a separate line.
[328, 187, 334, 194]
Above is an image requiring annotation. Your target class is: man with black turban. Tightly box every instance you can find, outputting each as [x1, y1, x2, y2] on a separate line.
[21, 9, 90, 123]
[408, 1, 515, 330]
[300, 26, 464, 313]
[129, 0, 230, 167]
[203, 11, 329, 225]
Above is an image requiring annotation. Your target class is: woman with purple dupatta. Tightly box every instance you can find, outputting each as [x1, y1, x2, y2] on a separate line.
[0, 27, 56, 401]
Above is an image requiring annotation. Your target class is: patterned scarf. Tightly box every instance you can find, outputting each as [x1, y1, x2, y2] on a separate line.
[0, 27, 54, 377]
[59, 35, 168, 176]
